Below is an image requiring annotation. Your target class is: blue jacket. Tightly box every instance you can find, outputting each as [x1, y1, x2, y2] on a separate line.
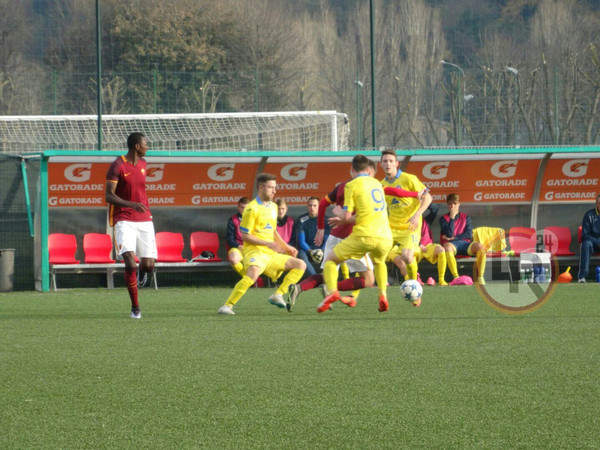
[581, 207, 600, 242]
[296, 213, 329, 251]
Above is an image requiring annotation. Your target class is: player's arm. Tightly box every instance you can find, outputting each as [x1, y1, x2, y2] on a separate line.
[225, 217, 240, 249]
[315, 196, 333, 247]
[407, 190, 432, 231]
[105, 180, 147, 213]
[274, 230, 298, 257]
[383, 186, 420, 198]
[439, 216, 454, 241]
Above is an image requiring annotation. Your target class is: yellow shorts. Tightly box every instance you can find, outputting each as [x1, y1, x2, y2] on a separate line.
[416, 243, 440, 264]
[333, 234, 392, 265]
[387, 233, 420, 261]
[243, 249, 291, 281]
[228, 247, 243, 260]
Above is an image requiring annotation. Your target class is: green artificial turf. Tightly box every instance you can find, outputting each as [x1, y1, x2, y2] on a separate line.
[1, 284, 599, 448]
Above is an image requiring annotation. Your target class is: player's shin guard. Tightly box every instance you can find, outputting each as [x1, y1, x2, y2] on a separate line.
[277, 268, 304, 296]
[225, 276, 255, 307]
[406, 259, 418, 281]
[125, 267, 139, 308]
[374, 262, 388, 297]
[340, 262, 350, 280]
[323, 260, 339, 295]
[232, 262, 245, 278]
[437, 252, 447, 283]
[446, 251, 459, 278]
[476, 251, 486, 278]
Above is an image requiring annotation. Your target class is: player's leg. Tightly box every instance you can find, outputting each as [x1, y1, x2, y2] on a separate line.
[371, 237, 393, 312]
[114, 221, 147, 318]
[468, 242, 486, 284]
[402, 247, 418, 280]
[274, 255, 305, 301]
[219, 250, 265, 314]
[228, 247, 245, 278]
[443, 242, 460, 279]
[431, 245, 447, 285]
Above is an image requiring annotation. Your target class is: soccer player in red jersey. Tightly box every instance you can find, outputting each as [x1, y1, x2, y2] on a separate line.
[105, 132, 157, 319]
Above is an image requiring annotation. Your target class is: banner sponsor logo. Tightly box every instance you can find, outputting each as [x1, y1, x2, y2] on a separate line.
[145, 164, 164, 182]
[207, 163, 235, 181]
[64, 164, 92, 182]
[280, 163, 308, 181]
[422, 162, 449, 180]
[562, 159, 588, 177]
[490, 160, 518, 178]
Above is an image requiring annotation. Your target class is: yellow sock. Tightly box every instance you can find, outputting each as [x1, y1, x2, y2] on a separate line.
[476, 251, 486, 278]
[324, 260, 339, 294]
[225, 276, 255, 307]
[374, 262, 388, 297]
[446, 251, 459, 278]
[406, 259, 418, 280]
[232, 262, 245, 278]
[276, 268, 304, 295]
[340, 262, 350, 280]
[351, 273, 361, 299]
[437, 251, 447, 283]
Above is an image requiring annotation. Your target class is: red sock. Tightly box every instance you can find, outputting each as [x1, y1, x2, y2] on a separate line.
[125, 268, 139, 309]
[337, 277, 366, 292]
[300, 274, 323, 291]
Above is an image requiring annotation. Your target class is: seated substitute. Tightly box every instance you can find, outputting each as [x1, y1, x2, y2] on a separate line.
[296, 197, 330, 278]
[226, 196, 250, 278]
[577, 193, 600, 282]
[439, 193, 486, 285]
[276, 198, 295, 245]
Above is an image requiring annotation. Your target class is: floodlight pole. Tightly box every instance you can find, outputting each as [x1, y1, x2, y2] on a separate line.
[369, 0, 376, 149]
[95, 0, 103, 150]
[441, 60, 465, 147]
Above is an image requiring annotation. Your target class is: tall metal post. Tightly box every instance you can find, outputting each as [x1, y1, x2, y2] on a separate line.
[441, 60, 465, 147]
[355, 73, 363, 149]
[95, 0, 102, 150]
[369, 0, 376, 149]
[554, 65, 559, 145]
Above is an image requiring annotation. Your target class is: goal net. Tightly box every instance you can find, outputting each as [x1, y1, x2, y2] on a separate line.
[0, 111, 350, 155]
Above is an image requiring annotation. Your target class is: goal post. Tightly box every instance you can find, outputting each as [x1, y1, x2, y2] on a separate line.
[0, 111, 350, 154]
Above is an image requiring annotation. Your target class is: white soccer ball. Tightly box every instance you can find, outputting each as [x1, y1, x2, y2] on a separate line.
[400, 279, 423, 302]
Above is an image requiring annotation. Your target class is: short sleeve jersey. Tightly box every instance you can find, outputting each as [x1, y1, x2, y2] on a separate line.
[325, 181, 353, 239]
[381, 171, 427, 230]
[239, 197, 278, 254]
[106, 155, 152, 226]
[343, 174, 392, 240]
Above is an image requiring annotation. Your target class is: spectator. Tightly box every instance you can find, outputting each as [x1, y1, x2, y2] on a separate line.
[577, 193, 600, 282]
[276, 198, 295, 245]
[226, 197, 249, 278]
[439, 193, 486, 284]
[296, 197, 330, 277]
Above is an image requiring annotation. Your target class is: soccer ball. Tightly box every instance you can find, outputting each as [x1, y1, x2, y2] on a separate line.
[400, 279, 423, 302]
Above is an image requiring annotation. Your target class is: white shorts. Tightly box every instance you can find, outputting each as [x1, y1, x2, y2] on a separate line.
[321, 235, 374, 273]
[114, 220, 157, 259]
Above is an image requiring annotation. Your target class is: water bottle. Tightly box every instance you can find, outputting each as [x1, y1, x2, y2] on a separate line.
[596, 266, 600, 283]
[520, 268, 526, 283]
[544, 267, 550, 282]
[533, 265, 543, 283]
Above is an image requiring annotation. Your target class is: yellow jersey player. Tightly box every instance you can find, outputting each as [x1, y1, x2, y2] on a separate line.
[217, 173, 306, 315]
[380, 149, 432, 301]
[318, 154, 393, 313]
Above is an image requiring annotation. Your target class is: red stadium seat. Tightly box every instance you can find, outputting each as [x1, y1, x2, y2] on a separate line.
[155, 232, 187, 262]
[543, 226, 575, 256]
[508, 227, 537, 256]
[83, 233, 116, 263]
[48, 233, 79, 264]
[190, 231, 223, 262]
